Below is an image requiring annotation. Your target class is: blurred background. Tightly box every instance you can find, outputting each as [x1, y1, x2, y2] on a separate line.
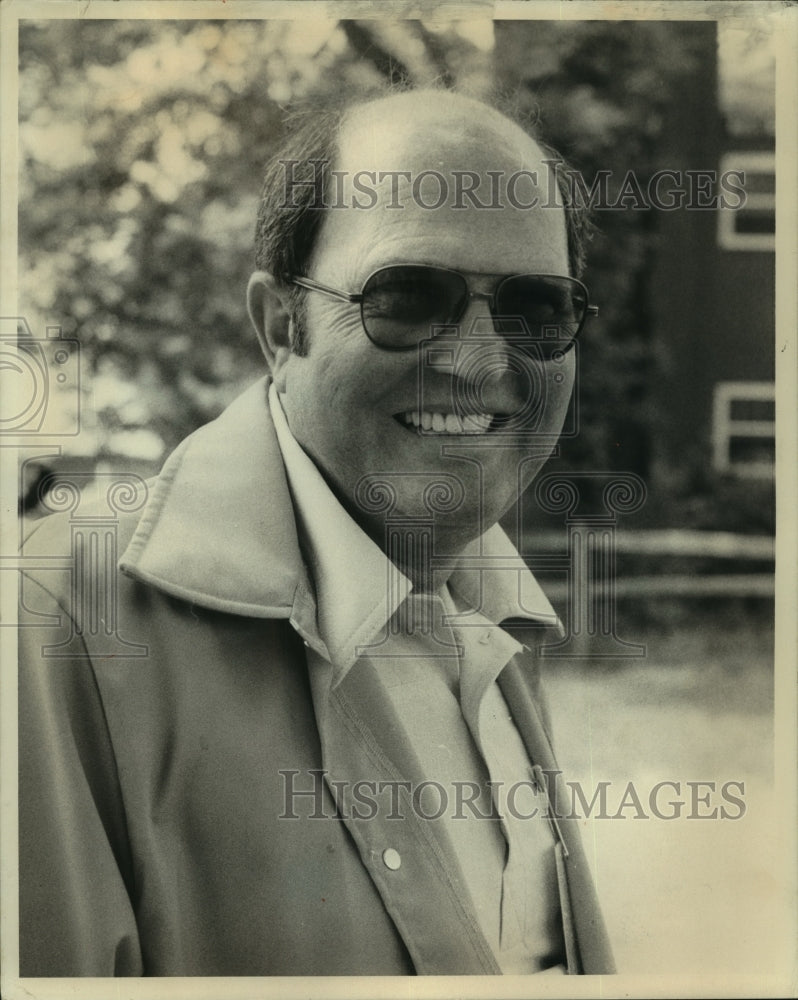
[13, 13, 782, 976]
[16, 18, 776, 505]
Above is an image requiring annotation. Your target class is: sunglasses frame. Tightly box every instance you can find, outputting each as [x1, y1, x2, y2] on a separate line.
[288, 264, 598, 352]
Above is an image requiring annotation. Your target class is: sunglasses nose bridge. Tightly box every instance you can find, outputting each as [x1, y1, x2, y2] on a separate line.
[459, 287, 500, 327]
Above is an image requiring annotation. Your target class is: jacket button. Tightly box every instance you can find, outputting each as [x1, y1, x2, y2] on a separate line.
[382, 848, 402, 870]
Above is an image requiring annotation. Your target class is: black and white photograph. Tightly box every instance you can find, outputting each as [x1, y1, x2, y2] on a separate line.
[1, 1, 796, 997]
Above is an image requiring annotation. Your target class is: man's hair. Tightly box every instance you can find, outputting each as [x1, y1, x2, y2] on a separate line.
[254, 86, 595, 356]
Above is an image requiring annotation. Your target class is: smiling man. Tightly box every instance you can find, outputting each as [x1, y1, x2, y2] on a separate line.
[249, 92, 581, 577]
[19, 88, 614, 977]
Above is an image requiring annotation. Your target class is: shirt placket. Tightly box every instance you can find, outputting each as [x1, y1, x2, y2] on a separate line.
[453, 614, 566, 972]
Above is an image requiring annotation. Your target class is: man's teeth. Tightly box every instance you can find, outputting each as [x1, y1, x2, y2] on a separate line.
[400, 410, 494, 434]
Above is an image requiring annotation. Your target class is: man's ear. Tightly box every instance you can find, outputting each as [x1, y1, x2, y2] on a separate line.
[246, 271, 294, 384]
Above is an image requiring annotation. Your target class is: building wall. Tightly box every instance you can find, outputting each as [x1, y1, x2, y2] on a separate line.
[649, 25, 775, 481]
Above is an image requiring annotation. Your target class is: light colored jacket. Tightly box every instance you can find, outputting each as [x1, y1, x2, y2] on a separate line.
[18, 378, 615, 977]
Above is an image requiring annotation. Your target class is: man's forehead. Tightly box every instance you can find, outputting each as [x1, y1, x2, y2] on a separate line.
[308, 90, 569, 278]
[337, 91, 548, 176]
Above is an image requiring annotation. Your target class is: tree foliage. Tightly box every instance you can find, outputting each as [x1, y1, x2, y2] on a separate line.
[19, 18, 717, 478]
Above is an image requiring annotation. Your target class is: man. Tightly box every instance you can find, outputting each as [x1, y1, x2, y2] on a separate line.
[19, 88, 614, 976]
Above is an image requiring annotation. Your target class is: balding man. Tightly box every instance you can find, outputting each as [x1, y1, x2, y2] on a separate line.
[19, 89, 614, 977]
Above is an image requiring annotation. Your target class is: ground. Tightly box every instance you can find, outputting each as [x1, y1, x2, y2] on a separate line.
[543, 606, 787, 977]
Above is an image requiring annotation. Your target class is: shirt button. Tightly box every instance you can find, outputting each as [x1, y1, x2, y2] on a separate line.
[382, 848, 402, 871]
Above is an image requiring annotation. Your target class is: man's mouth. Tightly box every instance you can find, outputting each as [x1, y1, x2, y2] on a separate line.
[396, 410, 496, 435]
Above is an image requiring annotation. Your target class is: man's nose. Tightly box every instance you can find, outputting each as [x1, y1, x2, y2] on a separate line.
[443, 304, 542, 419]
[455, 296, 519, 378]
[422, 291, 507, 368]
[458, 287, 495, 328]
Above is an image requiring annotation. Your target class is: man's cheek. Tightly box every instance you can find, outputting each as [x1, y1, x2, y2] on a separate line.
[314, 308, 366, 347]
[542, 359, 575, 425]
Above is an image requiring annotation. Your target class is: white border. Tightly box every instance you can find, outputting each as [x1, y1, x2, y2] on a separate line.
[1, 3, 796, 999]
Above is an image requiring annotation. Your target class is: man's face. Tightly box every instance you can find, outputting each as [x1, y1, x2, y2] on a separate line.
[272, 94, 576, 553]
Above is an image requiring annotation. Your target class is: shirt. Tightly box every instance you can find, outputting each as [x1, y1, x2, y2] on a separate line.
[269, 386, 567, 973]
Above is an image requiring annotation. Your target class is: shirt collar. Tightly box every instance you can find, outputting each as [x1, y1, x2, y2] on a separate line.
[449, 528, 563, 631]
[269, 385, 412, 684]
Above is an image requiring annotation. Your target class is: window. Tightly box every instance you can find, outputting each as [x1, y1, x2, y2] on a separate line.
[712, 381, 775, 477]
[717, 151, 775, 251]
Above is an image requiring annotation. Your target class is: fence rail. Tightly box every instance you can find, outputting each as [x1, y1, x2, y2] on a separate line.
[524, 529, 775, 601]
[525, 529, 774, 560]
[542, 574, 775, 601]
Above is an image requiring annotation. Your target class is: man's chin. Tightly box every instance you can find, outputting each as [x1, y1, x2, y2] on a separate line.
[387, 495, 506, 547]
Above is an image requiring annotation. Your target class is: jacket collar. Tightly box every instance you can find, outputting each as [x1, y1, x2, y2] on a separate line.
[119, 378, 309, 620]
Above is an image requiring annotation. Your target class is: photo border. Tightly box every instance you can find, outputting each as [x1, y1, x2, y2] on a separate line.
[1, 2, 795, 998]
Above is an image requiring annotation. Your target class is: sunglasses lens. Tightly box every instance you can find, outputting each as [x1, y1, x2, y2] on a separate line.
[362, 266, 467, 347]
[359, 268, 589, 351]
[496, 276, 586, 343]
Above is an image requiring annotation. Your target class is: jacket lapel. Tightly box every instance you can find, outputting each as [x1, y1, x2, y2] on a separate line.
[499, 657, 616, 975]
[306, 651, 502, 975]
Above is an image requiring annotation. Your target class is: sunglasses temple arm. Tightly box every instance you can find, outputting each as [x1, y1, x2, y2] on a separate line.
[289, 275, 362, 304]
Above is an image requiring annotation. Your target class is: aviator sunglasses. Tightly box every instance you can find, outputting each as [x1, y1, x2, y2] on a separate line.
[288, 264, 598, 355]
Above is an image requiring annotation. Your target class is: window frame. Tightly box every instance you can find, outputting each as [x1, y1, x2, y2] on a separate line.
[717, 151, 775, 252]
[712, 380, 775, 478]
